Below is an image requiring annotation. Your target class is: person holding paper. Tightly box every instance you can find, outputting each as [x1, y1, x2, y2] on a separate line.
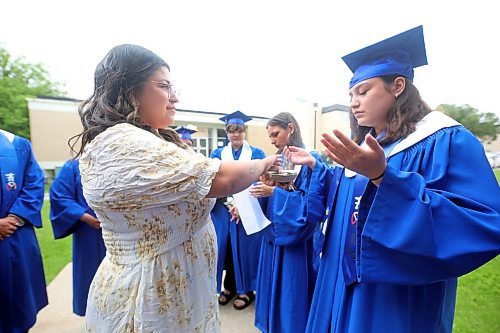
[210, 110, 266, 310]
[249, 112, 328, 333]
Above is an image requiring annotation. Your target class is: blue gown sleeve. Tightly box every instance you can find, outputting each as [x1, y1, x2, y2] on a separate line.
[9, 138, 44, 227]
[210, 148, 222, 159]
[359, 127, 500, 284]
[306, 159, 341, 222]
[49, 160, 88, 239]
[267, 152, 324, 245]
[251, 147, 266, 159]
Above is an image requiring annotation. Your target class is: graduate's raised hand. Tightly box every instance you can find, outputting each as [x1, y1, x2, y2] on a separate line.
[284, 146, 316, 169]
[320, 130, 386, 180]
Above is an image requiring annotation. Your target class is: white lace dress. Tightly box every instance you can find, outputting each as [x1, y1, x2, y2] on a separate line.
[79, 123, 221, 333]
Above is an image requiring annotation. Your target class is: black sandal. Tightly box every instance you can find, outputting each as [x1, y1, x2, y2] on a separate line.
[218, 290, 236, 305]
[232, 292, 255, 310]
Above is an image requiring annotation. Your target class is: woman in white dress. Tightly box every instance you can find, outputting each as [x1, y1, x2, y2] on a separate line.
[71, 44, 276, 333]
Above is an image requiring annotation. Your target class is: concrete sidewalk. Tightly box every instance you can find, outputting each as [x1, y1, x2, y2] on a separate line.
[31, 263, 259, 333]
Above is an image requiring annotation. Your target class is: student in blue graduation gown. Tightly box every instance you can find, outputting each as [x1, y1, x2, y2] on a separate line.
[49, 159, 106, 316]
[249, 112, 327, 333]
[287, 26, 500, 333]
[175, 124, 197, 147]
[210, 110, 266, 310]
[0, 129, 47, 333]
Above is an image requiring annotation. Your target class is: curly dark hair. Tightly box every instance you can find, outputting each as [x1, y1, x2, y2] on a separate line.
[70, 44, 185, 156]
[351, 75, 431, 145]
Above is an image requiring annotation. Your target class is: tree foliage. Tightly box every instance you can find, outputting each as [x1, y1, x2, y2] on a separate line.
[437, 104, 500, 142]
[0, 47, 65, 139]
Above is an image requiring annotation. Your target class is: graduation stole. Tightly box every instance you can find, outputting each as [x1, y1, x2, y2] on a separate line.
[221, 140, 252, 161]
[0, 131, 22, 217]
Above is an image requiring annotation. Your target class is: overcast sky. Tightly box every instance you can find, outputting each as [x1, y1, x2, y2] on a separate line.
[1, 0, 499, 118]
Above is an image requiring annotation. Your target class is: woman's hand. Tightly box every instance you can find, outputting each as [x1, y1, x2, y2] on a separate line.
[262, 155, 279, 174]
[249, 182, 275, 198]
[284, 146, 316, 169]
[320, 130, 386, 180]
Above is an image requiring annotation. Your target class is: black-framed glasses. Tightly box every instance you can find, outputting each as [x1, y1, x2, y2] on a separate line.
[151, 80, 179, 99]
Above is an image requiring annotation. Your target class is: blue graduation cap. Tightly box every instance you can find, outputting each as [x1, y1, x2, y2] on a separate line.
[219, 111, 252, 125]
[342, 25, 428, 89]
[175, 125, 197, 140]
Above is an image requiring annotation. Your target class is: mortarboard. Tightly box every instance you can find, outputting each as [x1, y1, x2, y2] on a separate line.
[175, 124, 198, 140]
[219, 111, 253, 125]
[342, 25, 428, 89]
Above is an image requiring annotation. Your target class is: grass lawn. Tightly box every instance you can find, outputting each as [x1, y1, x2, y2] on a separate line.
[454, 257, 499, 332]
[34, 171, 500, 330]
[35, 201, 72, 284]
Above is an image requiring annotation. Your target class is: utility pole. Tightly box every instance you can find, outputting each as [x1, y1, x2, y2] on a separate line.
[313, 102, 318, 149]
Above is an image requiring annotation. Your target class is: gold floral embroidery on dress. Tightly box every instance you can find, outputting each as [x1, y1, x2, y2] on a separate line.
[183, 199, 212, 235]
[182, 239, 198, 261]
[156, 262, 190, 319]
[91, 262, 126, 315]
[202, 229, 217, 275]
[156, 271, 175, 315]
[167, 204, 181, 217]
[125, 216, 168, 259]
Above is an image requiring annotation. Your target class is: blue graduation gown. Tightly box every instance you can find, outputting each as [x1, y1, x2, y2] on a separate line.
[255, 151, 328, 333]
[210, 145, 266, 293]
[305, 126, 500, 333]
[49, 159, 106, 316]
[0, 132, 47, 333]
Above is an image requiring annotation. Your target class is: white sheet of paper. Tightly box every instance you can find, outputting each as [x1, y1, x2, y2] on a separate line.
[233, 187, 271, 235]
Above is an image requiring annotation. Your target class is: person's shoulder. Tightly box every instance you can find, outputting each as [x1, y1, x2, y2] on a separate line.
[103, 123, 152, 140]
[86, 123, 160, 152]
[250, 146, 265, 155]
[11, 134, 33, 151]
[210, 147, 223, 158]
[0, 129, 17, 142]
[62, 158, 79, 170]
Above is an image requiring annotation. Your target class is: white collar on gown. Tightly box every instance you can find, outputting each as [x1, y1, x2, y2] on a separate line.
[344, 111, 460, 178]
[221, 140, 253, 161]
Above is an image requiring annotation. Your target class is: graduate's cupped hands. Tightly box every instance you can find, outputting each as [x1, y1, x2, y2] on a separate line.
[249, 181, 275, 198]
[321, 130, 386, 180]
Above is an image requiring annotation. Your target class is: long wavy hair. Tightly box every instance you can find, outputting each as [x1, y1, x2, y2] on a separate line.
[266, 112, 304, 153]
[70, 44, 185, 156]
[351, 75, 431, 145]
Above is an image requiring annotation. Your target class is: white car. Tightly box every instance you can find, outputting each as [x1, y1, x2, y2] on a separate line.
[485, 152, 500, 169]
